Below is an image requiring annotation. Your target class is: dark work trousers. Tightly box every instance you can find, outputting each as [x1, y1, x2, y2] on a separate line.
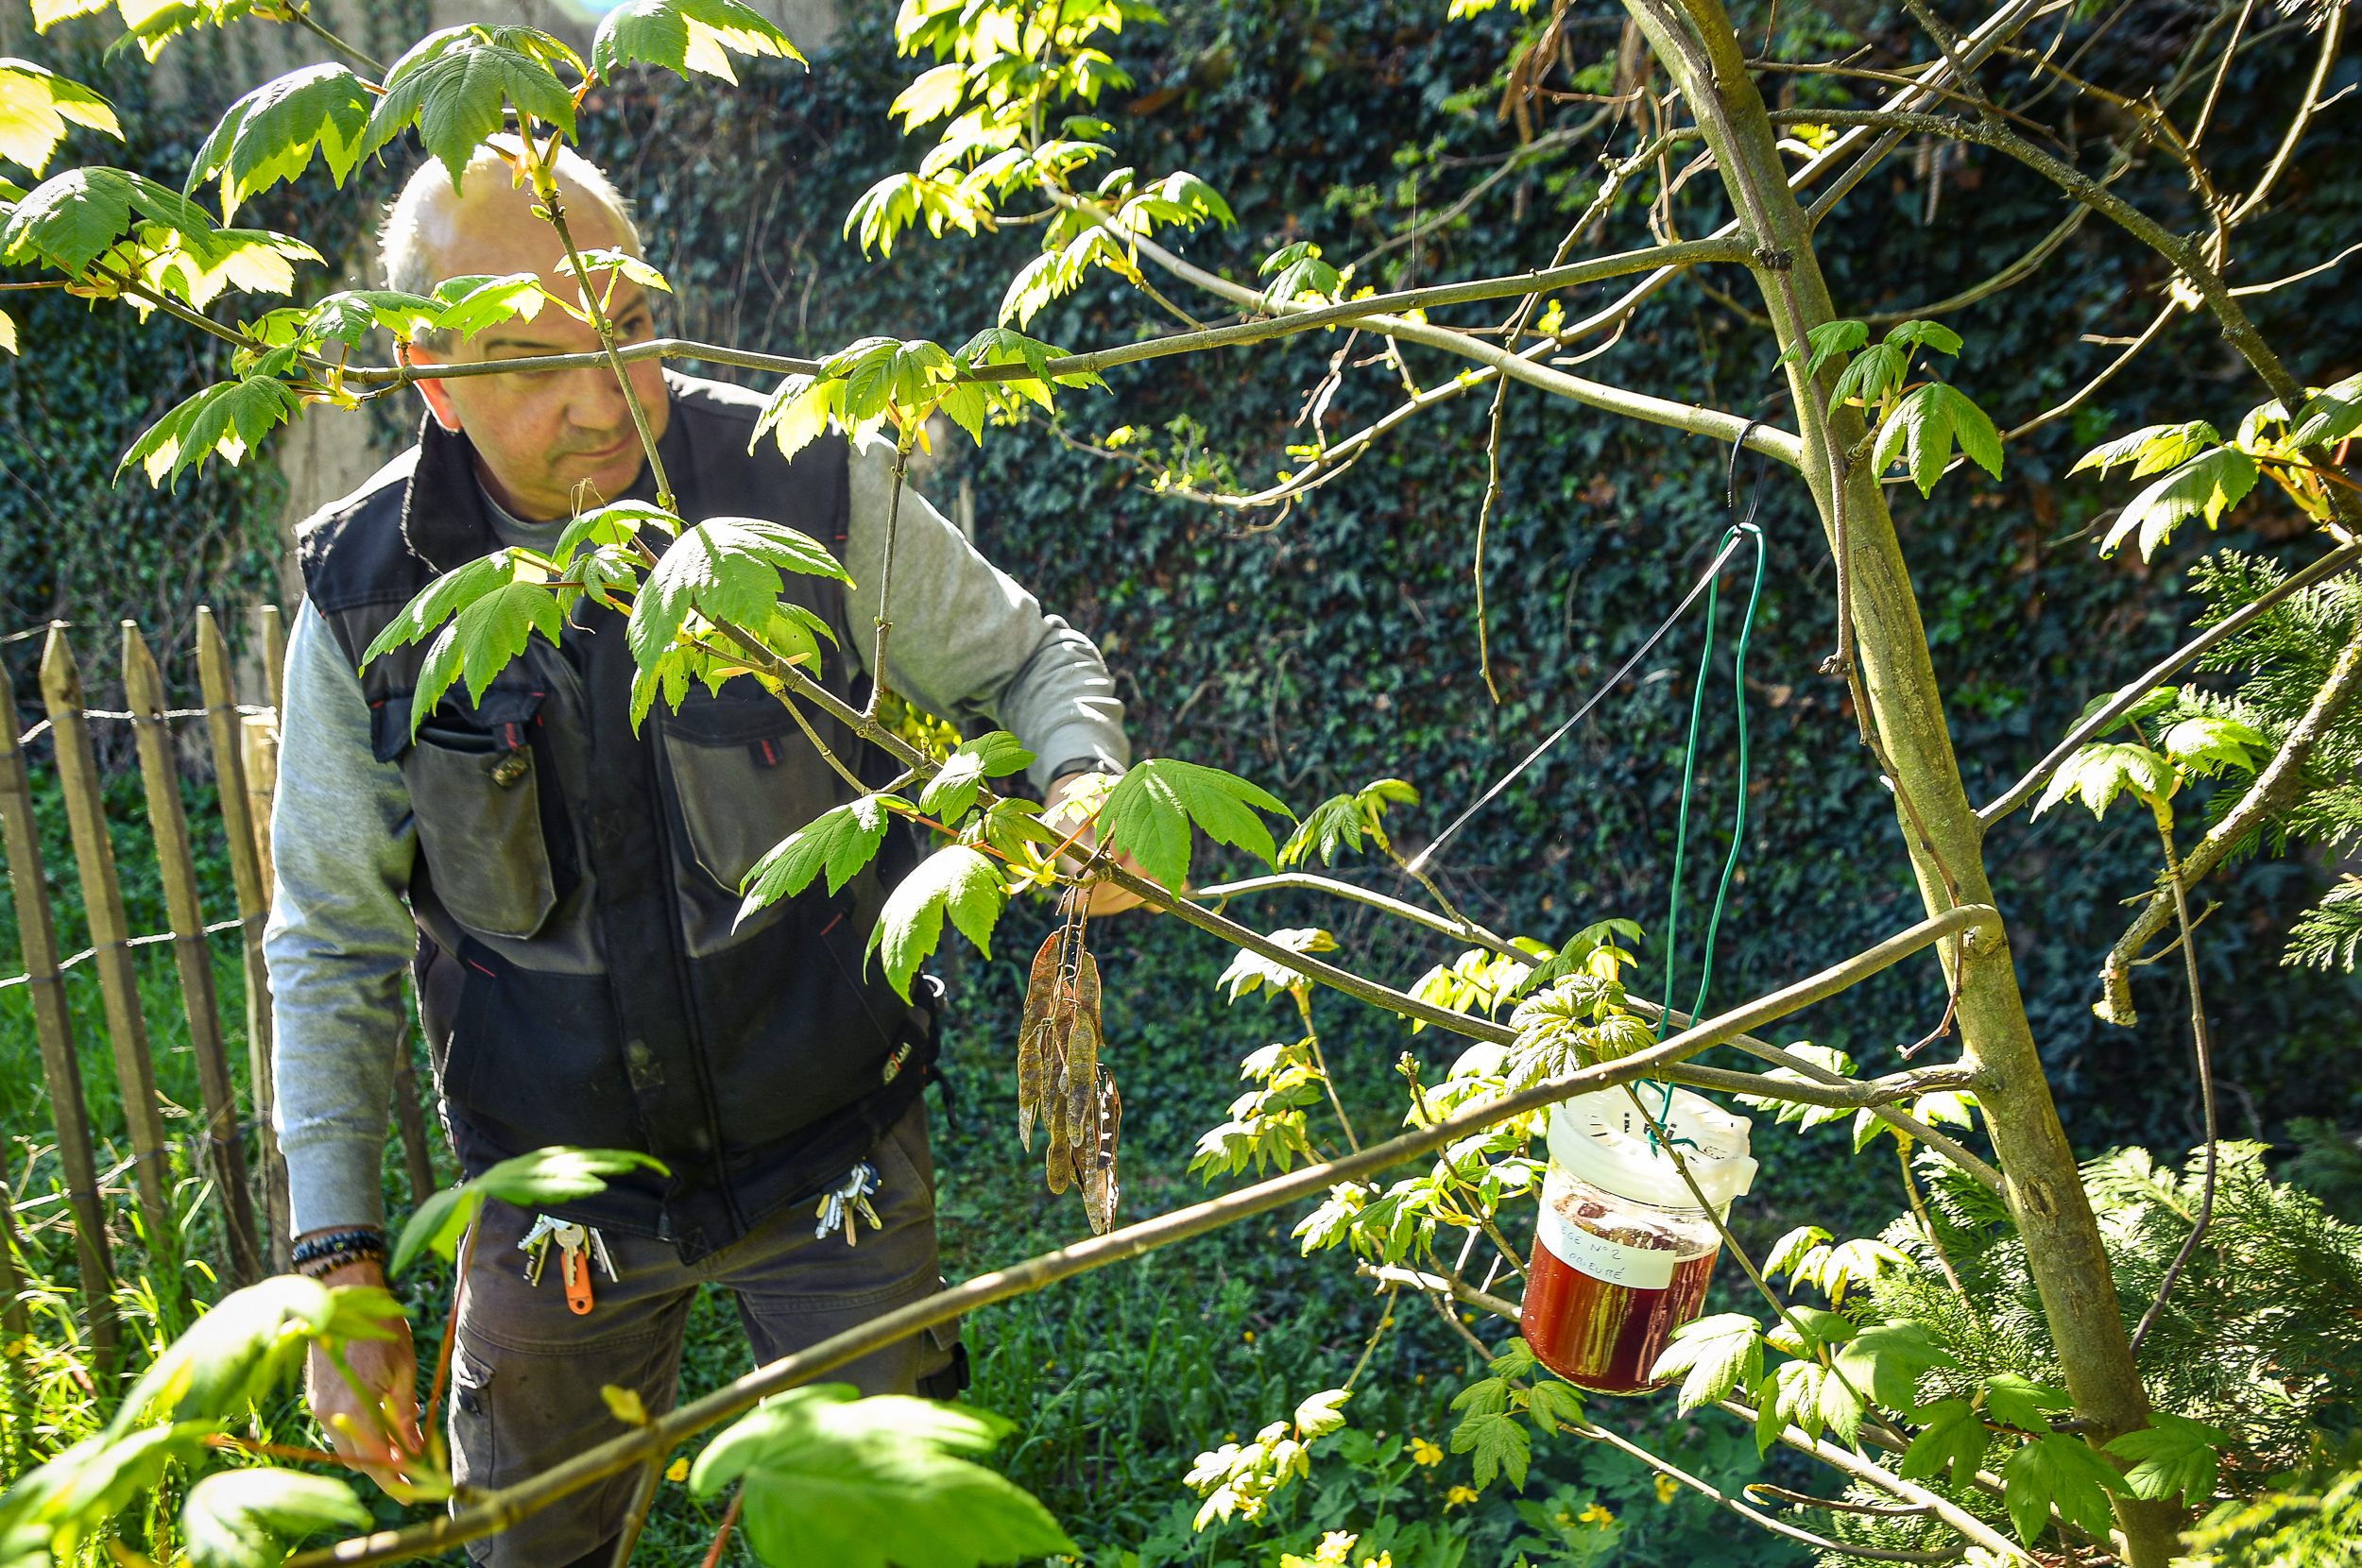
[447, 1101, 957, 1567]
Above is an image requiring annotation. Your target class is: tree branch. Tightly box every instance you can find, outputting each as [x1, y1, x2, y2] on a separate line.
[286, 905, 1994, 1568]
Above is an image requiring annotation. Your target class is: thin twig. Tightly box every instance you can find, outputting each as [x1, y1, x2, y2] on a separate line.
[2126, 800, 2217, 1358]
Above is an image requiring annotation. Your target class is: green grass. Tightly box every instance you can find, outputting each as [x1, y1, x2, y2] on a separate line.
[0, 770, 1817, 1565]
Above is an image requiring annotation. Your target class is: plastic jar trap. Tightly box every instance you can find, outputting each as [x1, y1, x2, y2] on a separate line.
[1519, 1086, 1757, 1393]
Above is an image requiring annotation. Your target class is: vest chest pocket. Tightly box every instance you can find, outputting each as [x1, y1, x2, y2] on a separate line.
[659, 686, 838, 895]
[404, 719, 558, 941]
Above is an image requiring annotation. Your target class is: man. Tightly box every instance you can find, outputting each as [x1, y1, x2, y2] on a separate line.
[265, 140, 1132, 1566]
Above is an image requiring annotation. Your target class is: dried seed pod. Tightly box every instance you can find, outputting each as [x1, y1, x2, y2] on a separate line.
[1045, 1098, 1073, 1195]
[1064, 951, 1103, 1149]
[1080, 1071, 1122, 1236]
[1017, 929, 1061, 1150]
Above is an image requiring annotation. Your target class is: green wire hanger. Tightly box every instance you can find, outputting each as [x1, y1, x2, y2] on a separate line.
[1644, 428, 1773, 1147]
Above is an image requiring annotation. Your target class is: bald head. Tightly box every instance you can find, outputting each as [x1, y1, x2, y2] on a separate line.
[380, 140, 642, 349]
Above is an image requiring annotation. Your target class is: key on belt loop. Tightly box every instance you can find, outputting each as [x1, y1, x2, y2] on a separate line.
[813, 1162, 883, 1245]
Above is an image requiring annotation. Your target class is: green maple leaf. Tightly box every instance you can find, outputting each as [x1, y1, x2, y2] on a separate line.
[2032, 741, 2177, 821]
[392, 1148, 666, 1274]
[1980, 1372, 2071, 1435]
[404, 578, 563, 731]
[2159, 712, 2268, 778]
[1873, 382, 2004, 496]
[2290, 372, 2362, 449]
[2002, 1433, 2128, 1546]
[301, 288, 441, 349]
[1277, 776, 1415, 867]
[918, 731, 1034, 823]
[691, 1385, 1073, 1568]
[867, 844, 1004, 998]
[628, 518, 849, 670]
[1898, 1398, 1989, 1489]
[1, 165, 210, 275]
[1448, 1409, 1531, 1491]
[1525, 1379, 1584, 1438]
[1828, 340, 1908, 408]
[185, 62, 370, 220]
[1832, 1319, 1956, 1411]
[363, 553, 521, 665]
[1648, 1314, 1763, 1416]
[2071, 419, 2222, 480]
[361, 26, 580, 189]
[1099, 757, 1292, 891]
[738, 795, 899, 919]
[116, 374, 300, 489]
[591, 0, 805, 85]
[430, 272, 548, 340]
[550, 500, 678, 569]
[111, 1276, 403, 1434]
[181, 1469, 371, 1568]
[2098, 445, 2257, 560]
[1780, 317, 1866, 383]
[0, 59, 121, 176]
[2105, 1411, 2228, 1508]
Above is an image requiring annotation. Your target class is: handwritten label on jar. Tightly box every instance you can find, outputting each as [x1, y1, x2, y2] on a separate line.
[1537, 1203, 1682, 1290]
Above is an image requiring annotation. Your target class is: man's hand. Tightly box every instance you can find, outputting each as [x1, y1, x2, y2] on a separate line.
[1045, 771, 1150, 915]
[301, 1250, 426, 1492]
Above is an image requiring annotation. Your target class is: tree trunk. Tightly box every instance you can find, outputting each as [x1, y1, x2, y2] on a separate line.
[1617, 1, 2179, 1559]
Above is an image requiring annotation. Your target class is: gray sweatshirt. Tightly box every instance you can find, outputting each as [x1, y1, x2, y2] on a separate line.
[265, 433, 1127, 1236]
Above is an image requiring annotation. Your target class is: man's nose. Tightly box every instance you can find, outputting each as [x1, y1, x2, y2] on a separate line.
[562, 359, 633, 429]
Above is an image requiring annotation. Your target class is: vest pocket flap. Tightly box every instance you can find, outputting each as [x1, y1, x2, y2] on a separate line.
[662, 682, 799, 745]
[405, 735, 558, 941]
[375, 685, 548, 764]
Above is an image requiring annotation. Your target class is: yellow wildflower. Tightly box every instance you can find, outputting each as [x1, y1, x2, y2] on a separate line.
[1369, 1555, 1393, 1568]
[664, 1457, 690, 1483]
[1312, 1531, 1357, 1566]
[1410, 1437, 1444, 1468]
[1445, 1485, 1480, 1509]
[1579, 1501, 1616, 1525]
[1654, 1473, 1680, 1504]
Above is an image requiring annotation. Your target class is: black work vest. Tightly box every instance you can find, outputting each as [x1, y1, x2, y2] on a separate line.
[296, 373, 930, 1261]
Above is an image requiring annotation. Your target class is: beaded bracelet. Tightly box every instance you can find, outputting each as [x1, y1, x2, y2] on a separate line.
[291, 1227, 388, 1280]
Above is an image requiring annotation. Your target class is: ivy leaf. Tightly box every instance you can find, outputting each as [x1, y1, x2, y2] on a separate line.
[2105, 1412, 2228, 1508]
[867, 845, 1004, 999]
[1898, 1398, 1989, 1489]
[1648, 1314, 1763, 1416]
[689, 1385, 1073, 1568]
[361, 26, 580, 189]
[1779, 318, 1866, 383]
[117, 373, 301, 488]
[181, 1469, 371, 1568]
[1448, 1410, 1531, 1491]
[2098, 446, 2258, 561]
[1980, 1373, 2071, 1436]
[185, 63, 370, 221]
[2001, 1433, 2128, 1546]
[2031, 741, 2177, 821]
[738, 795, 899, 921]
[392, 1147, 668, 1274]
[431, 271, 548, 340]
[591, 0, 804, 85]
[627, 517, 849, 671]
[2290, 372, 2362, 450]
[1099, 758, 1292, 891]
[919, 731, 1035, 823]
[1833, 1320, 1957, 1412]
[0, 59, 121, 176]
[1873, 383, 2003, 496]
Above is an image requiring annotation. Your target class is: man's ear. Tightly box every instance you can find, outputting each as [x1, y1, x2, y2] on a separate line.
[404, 341, 464, 433]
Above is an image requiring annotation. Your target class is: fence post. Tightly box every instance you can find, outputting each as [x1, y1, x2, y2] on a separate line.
[36, 626, 175, 1253]
[255, 605, 284, 716]
[124, 623, 264, 1286]
[0, 655, 118, 1376]
[197, 609, 288, 1273]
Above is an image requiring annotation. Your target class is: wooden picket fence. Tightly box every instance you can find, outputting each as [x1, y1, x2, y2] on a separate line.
[0, 606, 437, 1376]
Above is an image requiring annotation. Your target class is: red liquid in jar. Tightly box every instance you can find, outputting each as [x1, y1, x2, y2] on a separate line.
[1520, 1237, 1719, 1393]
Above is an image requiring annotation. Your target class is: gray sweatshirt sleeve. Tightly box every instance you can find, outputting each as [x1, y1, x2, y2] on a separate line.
[263, 599, 418, 1236]
[843, 434, 1128, 790]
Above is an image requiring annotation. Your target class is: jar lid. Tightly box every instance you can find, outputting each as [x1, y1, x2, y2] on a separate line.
[1545, 1086, 1757, 1209]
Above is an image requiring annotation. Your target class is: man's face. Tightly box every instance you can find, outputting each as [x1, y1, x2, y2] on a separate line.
[406, 181, 670, 521]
